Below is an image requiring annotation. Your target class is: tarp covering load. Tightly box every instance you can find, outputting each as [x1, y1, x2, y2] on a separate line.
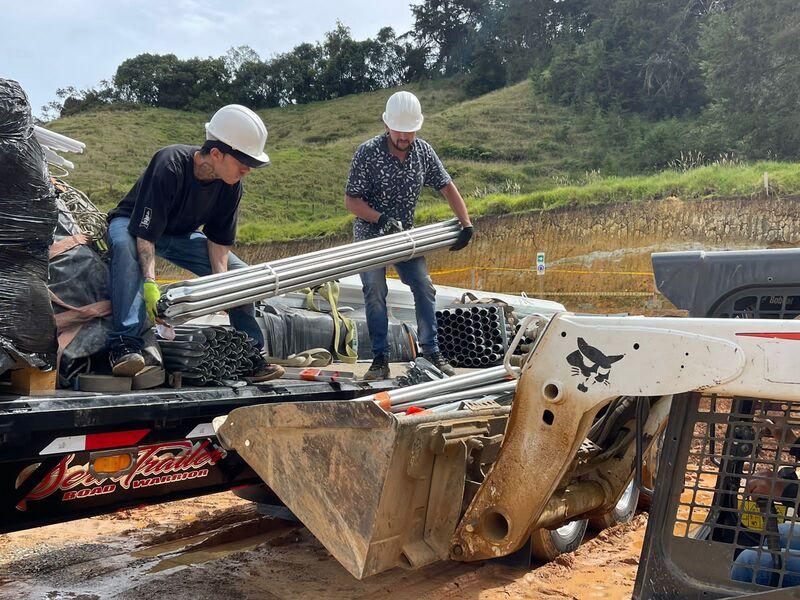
[47, 186, 112, 383]
[0, 78, 58, 373]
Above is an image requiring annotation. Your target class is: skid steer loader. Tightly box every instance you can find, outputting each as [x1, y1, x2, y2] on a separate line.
[214, 311, 800, 596]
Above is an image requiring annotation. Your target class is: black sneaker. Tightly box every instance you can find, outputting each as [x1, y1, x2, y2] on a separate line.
[109, 343, 145, 377]
[422, 352, 456, 376]
[248, 353, 285, 383]
[363, 355, 390, 381]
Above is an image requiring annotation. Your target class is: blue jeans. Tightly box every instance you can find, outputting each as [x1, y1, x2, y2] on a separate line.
[360, 256, 438, 357]
[107, 217, 264, 350]
[731, 523, 800, 587]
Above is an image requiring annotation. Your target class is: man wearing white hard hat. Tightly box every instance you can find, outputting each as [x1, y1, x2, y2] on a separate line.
[345, 90, 474, 380]
[105, 104, 283, 381]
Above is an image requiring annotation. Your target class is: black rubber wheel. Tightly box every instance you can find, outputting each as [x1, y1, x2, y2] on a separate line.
[589, 479, 640, 530]
[529, 518, 589, 561]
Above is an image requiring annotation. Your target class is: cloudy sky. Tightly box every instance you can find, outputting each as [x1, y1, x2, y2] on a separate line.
[2, 0, 416, 116]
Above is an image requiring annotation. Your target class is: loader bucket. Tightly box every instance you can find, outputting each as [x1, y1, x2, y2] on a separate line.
[213, 400, 509, 579]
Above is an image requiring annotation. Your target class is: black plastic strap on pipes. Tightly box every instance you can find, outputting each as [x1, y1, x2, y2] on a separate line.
[0, 79, 58, 374]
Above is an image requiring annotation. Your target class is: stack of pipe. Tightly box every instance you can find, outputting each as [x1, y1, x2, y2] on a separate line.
[435, 305, 513, 367]
[159, 325, 262, 385]
[394, 356, 447, 388]
[158, 219, 462, 324]
[512, 321, 538, 355]
[33, 125, 85, 172]
[367, 365, 519, 413]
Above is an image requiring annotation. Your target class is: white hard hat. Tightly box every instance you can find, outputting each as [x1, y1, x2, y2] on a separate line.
[382, 91, 424, 133]
[205, 104, 270, 168]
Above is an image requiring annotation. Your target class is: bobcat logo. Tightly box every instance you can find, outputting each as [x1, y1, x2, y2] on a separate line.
[566, 338, 624, 393]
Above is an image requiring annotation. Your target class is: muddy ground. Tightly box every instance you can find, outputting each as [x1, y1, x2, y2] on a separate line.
[0, 491, 647, 600]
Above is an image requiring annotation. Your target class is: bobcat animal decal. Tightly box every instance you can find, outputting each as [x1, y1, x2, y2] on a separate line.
[566, 337, 624, 393]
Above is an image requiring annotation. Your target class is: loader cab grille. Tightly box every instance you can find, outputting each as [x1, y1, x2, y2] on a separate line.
[713, 288, 800, 320]
[636, 394, 800, 597]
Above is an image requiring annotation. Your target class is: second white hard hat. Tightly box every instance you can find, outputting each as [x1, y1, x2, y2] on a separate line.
[382, 91, 424, 133]
[205, 104, 270, 168]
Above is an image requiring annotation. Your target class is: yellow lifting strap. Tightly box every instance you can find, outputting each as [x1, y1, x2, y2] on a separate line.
[302, 281, 358, 364]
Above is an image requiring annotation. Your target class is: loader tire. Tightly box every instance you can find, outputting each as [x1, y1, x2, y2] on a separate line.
[529, 518, 588, 562]
[589, 479, 639, 530]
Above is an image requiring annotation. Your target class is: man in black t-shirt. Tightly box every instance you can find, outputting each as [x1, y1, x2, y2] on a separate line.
[105, 104, 282, 381]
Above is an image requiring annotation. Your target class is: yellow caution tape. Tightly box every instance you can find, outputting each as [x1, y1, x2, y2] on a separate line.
[419, 266, 654, 277]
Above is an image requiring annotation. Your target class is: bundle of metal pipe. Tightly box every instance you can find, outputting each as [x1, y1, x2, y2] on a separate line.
[512, 321, 538, 355]
[157, 219, 462, 324]
[159, 325, 262, 385]
[435, 305, 513, 367]
[394, 356, 447, 388]
[428, 391, 516, 413]
[366, 364, 519, 412]
[391, 380, 517, 413]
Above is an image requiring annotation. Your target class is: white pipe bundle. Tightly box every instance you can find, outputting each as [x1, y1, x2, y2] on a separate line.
[159, 219, 463, 324]
[34, 126, 85, 172]
[33, 126, 86, 154]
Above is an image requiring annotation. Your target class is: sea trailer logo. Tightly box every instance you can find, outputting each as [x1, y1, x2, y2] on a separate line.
[16, 439, 226, 510]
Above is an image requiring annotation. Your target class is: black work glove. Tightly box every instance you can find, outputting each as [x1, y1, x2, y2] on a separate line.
[449, 225, 474, 251]
[377, 213, 404, 234]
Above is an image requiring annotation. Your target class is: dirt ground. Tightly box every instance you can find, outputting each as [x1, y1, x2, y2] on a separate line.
[0, 491, 647, 600]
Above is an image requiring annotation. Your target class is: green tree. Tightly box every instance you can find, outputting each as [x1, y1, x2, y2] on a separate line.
[114, 53, 180, 105]
[494, 0, 590, 81]
[701, 0, 800, 157]
[541, 0, 710, 118]
[411, 0, 484, 75]
[230, 60, 283, 108]
[319, 22, 375, 97]
[113, 54, 231, 110]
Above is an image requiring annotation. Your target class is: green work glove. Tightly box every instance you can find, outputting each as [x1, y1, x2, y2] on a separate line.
[143, 280, 161, 323]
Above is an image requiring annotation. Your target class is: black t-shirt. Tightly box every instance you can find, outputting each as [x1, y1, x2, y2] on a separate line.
[107, 144, 242, 246]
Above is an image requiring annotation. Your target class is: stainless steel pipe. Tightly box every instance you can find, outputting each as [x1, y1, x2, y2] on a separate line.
[369, 365, 517, 407]
[161, 223, 461, 321]
[164, 222, 460, 301]
[165, 218, 459, 291]
[391, 380, 517, 412]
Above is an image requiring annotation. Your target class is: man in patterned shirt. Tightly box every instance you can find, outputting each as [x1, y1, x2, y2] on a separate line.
[345, 91, 474, 380]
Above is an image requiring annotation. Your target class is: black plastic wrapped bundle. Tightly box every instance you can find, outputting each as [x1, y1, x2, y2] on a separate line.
[258, 303, 417, 362]
[48, 200, 111, 383]
[0, 79, 58, 372]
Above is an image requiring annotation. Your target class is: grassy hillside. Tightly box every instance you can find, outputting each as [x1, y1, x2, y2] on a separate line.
[49, 79, 800, 242]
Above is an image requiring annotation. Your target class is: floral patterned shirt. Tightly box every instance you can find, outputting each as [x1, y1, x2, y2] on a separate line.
[345, 133, 451, 240]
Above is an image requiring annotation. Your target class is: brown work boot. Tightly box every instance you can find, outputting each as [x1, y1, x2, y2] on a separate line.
[363, 355, 390, 381]
[248, 354, 285, 383]
[423, 351, 456, 376]
[109, 342, 146, 377]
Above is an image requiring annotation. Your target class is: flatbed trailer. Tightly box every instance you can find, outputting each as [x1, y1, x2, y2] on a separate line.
[0, 379, 393, 533]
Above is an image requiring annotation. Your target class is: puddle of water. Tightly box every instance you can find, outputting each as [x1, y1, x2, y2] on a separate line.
[146, 532, 278, 573]
[132, 517, 299, 573]
[132, 531, 214, 557]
